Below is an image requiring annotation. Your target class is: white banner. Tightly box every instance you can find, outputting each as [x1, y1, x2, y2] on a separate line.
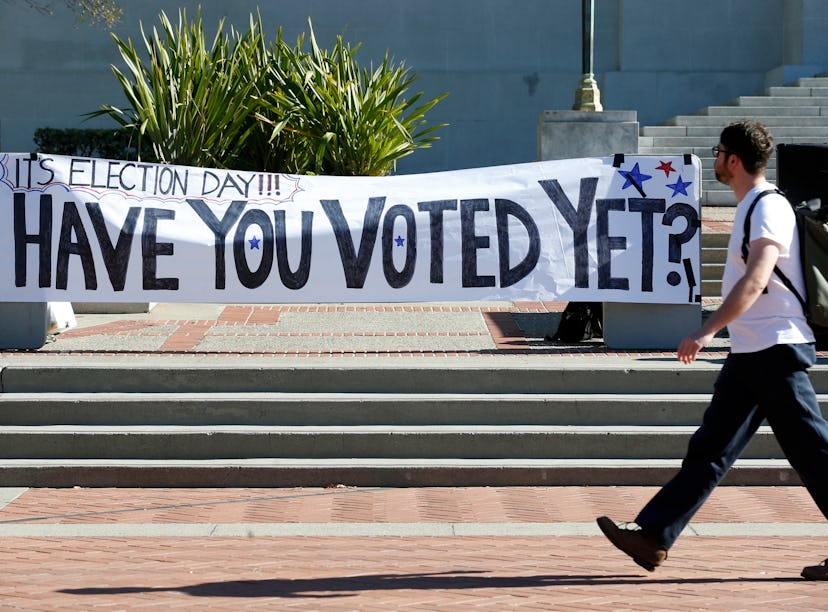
[0, 153, 701, 304]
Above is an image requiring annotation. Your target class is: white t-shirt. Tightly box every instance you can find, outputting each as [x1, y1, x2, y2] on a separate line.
[722, 182, 814, 353]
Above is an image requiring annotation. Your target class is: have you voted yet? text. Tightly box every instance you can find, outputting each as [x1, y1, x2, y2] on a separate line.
[10, 180, 698, 295]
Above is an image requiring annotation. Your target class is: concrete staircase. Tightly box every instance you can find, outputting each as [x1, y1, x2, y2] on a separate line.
[701, 231, 727, 298]
[1, 363, 825, 487]
[639, 76, 828, 207]
[641, 75, 828, 297]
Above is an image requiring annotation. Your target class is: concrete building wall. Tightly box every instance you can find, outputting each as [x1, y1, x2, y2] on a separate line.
[0, 0, 824, 174]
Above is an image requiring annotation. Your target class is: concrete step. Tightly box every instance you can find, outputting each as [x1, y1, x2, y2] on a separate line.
[0, 424, 791, 460]
[702, 279, 721, 297]
[663, 115, 828, 127]
[701, 233, 729, 248]
[737, 95, 828, 106]
[0, 361, 828, 392]
[792, 78, 828, 88]
[643, 124, 828, 138]
[701, 166, 776, 179]
[639, 134, 828, 151]
[702, 106, 822, 117]
[5, 364, 828, 393]
[704, 190, 737, 206]
[702, 179, 739, 193]
[3, 391, 825, 426]
[0, 361, 819, 486]
[702, 247, 727, 263]
[701, 263, 724, 281]
[0, 458, 799, 487]
[765, 87, 814, 97]
[0, 364, 727, 394]
[0, 392, 722, 426]
[637, 146, 720, 156]
[641, 135, 828, 148]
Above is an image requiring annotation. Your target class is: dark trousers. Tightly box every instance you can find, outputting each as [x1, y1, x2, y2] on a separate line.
[635, 343, 828, 549]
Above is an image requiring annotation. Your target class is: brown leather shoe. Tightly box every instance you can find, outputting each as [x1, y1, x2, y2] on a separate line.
[802, 559, 828, 580]
[596, 516, 668, 572]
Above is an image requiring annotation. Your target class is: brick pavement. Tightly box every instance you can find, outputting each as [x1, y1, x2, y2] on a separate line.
[20, 300, 738, 359]
[46, 302, 563, 357]
[5, 206, 828, 608]
[1, 486, 827, 610]
[1, 487, 824, 525]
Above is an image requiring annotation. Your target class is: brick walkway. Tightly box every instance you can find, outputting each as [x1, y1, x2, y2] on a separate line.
[2, 486, 827, 610]
[21, 299, 740, 359]
[5, 207, 828, 608]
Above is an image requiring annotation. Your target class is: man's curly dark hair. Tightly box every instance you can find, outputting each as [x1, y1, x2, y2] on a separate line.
[719, 120, 774, 175]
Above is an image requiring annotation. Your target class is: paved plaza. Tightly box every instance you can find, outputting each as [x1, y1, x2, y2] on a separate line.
[1, 486, 827, 610]
[1, 206, 827, 609]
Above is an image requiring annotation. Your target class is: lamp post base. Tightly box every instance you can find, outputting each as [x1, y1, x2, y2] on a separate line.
[573, 73, 603, 112]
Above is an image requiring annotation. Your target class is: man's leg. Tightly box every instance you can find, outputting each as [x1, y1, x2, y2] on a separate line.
[762, 343, 828, 519]
[633, 352, 765, 549]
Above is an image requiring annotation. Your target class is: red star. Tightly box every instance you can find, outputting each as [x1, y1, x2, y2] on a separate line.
[656, 160, 676, 177]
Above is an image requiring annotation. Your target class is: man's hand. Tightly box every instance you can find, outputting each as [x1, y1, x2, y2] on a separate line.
[676, 237, 781, 365]
[677, 330, 714, 364]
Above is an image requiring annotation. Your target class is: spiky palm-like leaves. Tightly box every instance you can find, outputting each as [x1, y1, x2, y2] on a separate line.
[91, 10, 446, 175]
[261, 25, 446, 175]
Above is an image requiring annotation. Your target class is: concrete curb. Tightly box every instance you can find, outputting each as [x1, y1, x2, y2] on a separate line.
[0, 521, 826, 538]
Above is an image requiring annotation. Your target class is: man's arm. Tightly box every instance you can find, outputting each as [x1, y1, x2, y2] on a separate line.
[677, 237, 782, 364]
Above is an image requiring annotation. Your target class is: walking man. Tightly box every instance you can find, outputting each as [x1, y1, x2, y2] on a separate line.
[596, 120, 828, 580]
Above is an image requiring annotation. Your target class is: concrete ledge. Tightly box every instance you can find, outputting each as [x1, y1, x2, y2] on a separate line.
[0, 364, 725, 394]
[538, 110, 639, 160]
[0, 424, 788, 461]
[0, 458, 800, 488]
[0, 521, 825, 538]
[71, 302, 156, 314]
[0, 303, 48, 350]
[603, 302, 701, 350]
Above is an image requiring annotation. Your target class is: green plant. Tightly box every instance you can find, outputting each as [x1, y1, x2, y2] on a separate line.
[259, 23, 446, 176]
[91, 10, 446, 175]
[88, 8, 266, 170]
[33, 127, 153, 160]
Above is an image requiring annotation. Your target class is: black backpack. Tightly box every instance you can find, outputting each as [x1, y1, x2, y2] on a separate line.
[742, 189, 828, 348]
[546, 302, 603, 342]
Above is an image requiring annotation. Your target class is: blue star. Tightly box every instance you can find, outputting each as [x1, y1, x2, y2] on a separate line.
[618, 163, 652, 196]
[395, 235, 405, 247]
[666, 175, 692, 197]
[249, 236, 261, 250]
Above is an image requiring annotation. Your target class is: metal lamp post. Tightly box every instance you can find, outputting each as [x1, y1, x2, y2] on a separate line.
[573, 0, 603, 111]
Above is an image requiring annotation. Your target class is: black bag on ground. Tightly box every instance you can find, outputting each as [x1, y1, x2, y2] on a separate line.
[546, 302, 603, 342]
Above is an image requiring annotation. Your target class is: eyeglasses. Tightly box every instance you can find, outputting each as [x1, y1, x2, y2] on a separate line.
[712, 145, 731, 157]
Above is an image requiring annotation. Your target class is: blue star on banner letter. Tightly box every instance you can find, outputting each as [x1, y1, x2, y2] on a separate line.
[249, 236, 261, 250]
[395, 235, 405, 247]
[666, 175, 692, 197]
[618, 163, 652, 196]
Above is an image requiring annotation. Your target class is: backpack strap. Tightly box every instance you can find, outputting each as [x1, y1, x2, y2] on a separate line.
[741, 188, 807, 311]
[740, 189, 781, 264]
